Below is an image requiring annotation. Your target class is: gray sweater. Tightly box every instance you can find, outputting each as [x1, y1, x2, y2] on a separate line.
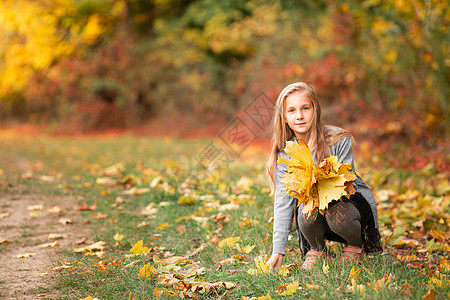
[272, 132, 379, 255]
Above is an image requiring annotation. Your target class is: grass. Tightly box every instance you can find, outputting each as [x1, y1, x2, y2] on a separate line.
[0, 133, 448, 299]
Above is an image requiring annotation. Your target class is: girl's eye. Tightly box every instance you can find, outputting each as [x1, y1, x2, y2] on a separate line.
[303, 107, 310, 111]
[288, 109, 294, 112]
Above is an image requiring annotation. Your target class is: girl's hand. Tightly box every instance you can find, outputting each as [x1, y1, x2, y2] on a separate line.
[266, 253, 284, 271]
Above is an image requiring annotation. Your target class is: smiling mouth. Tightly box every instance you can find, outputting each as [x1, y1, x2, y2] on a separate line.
[295, 123, 306, 126]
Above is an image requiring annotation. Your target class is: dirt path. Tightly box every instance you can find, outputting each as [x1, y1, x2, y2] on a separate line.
[0, 151, 91, 299]
[0, 193, 91, 299]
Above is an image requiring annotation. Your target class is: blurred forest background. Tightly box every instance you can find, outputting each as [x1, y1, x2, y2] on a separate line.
[0, 1, 448, 150]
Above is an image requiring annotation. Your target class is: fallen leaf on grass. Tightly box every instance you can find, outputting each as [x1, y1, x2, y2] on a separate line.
[423, 289, 436, 300]
[130, 240, 149, 255]
[218, 203, 240, 211]
[141, 203, 158, 215]
[39, 175, 55, 182]
[91, 212, 108, 219]
[123, 187, 150, 196]
[322, 261, 329, 275]
[26, 205, 43, 211]
[305, 283, 321, 289]
[156, 223, 168, 231]
[348, 266, 361, 280]
[235, 244, 255, 254]
[177, 195, 196, 205]
[369, 273, 393, 291]
[137, 221, 149, 227]
[76, 202, 97, 211]
[39, 241, 59, 248]
[59, 218, 72, 225]
[218, 237, 240, 248]
[96, 177, 117, 186]
[346, 279, 365, 294]
[104, 162, 124, 176]
[276, 282, 299, 296]
[247, 257, 270, 274]
[80, 296, 99, 300]
[114, 233, 124, 241]
[47, 206, 66, 214]
[15, 253, 36, 258]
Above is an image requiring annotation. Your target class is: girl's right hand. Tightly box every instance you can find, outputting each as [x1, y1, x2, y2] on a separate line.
[266, 253, 284, 271]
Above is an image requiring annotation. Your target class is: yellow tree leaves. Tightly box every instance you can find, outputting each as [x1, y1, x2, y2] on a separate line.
[277, 139, 356, 215]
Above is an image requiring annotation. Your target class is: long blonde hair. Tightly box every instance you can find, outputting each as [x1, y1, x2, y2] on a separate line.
[266, 82, 354, 193]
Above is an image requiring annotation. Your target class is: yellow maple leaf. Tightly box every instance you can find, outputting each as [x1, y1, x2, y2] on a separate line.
[218, 237, 240, 248]
[137, 262, 154, 278]
[130, 240, 149, 254]
[281, 281, 299, 295]
[113, 233, 124, 241]
[277, 139, 356, 215]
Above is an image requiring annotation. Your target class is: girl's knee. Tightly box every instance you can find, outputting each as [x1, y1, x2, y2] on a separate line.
[325, 202, 360, 232]
[298, 210, 322, 229]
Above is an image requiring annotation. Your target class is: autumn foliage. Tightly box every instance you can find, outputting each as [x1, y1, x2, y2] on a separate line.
[0, 0, 447, 140]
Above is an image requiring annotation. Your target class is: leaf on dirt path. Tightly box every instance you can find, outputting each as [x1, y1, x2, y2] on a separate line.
[0, 210, 11, 218]
[47, 206, 66, 213]
[73, 241, 105, 253]
[278, 140, 356, 216]
[96, 177, 117, 186]
[76, 202, 97, 211]
[75, 237, 87, 244]
[21, 171, 33, 179]
[218, 236, 240, 248]
[15, 253, 36, 258]
[123, 187, 150, 195]
[29, 211, 41, 217]
[130, 240, 149, 255]
[114, 233, 124, 241]
[26, 205, 43, 211]
[37, 273, 50, 276]
[0, 238, 9, 244]
[48, 233, 67, 240]
[39, 241, 59, 248]
[59, 218, 73, 225]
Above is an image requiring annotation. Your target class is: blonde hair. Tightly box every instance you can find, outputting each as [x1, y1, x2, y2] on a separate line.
[266, 82, 355, 193]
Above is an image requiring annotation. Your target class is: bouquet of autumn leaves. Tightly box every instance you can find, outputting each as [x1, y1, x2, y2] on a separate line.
[277, 139, 357, 216]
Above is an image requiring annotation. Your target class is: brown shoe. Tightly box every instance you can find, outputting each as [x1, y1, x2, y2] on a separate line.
[342, 245, 364, 262]
[301, 249, 325, 270]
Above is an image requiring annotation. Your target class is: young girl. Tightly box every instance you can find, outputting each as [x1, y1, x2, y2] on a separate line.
[265, 82, 382, 270]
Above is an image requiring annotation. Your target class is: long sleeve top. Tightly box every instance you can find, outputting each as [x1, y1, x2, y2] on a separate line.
[272, 130, 380, 255]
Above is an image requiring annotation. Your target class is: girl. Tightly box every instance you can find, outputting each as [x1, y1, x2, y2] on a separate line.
[265, 82, 382, 270]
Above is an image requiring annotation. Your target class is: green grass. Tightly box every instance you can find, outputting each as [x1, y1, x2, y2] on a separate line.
[0, 134, 448, 299]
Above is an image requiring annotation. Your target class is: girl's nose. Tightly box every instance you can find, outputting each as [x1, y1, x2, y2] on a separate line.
[296, 111, 303, 119]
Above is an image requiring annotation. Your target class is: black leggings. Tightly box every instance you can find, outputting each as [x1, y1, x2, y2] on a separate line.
[298, 193, 372, 250]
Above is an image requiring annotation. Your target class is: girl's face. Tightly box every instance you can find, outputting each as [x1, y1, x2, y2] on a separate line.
[284, 92, 314, 140]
